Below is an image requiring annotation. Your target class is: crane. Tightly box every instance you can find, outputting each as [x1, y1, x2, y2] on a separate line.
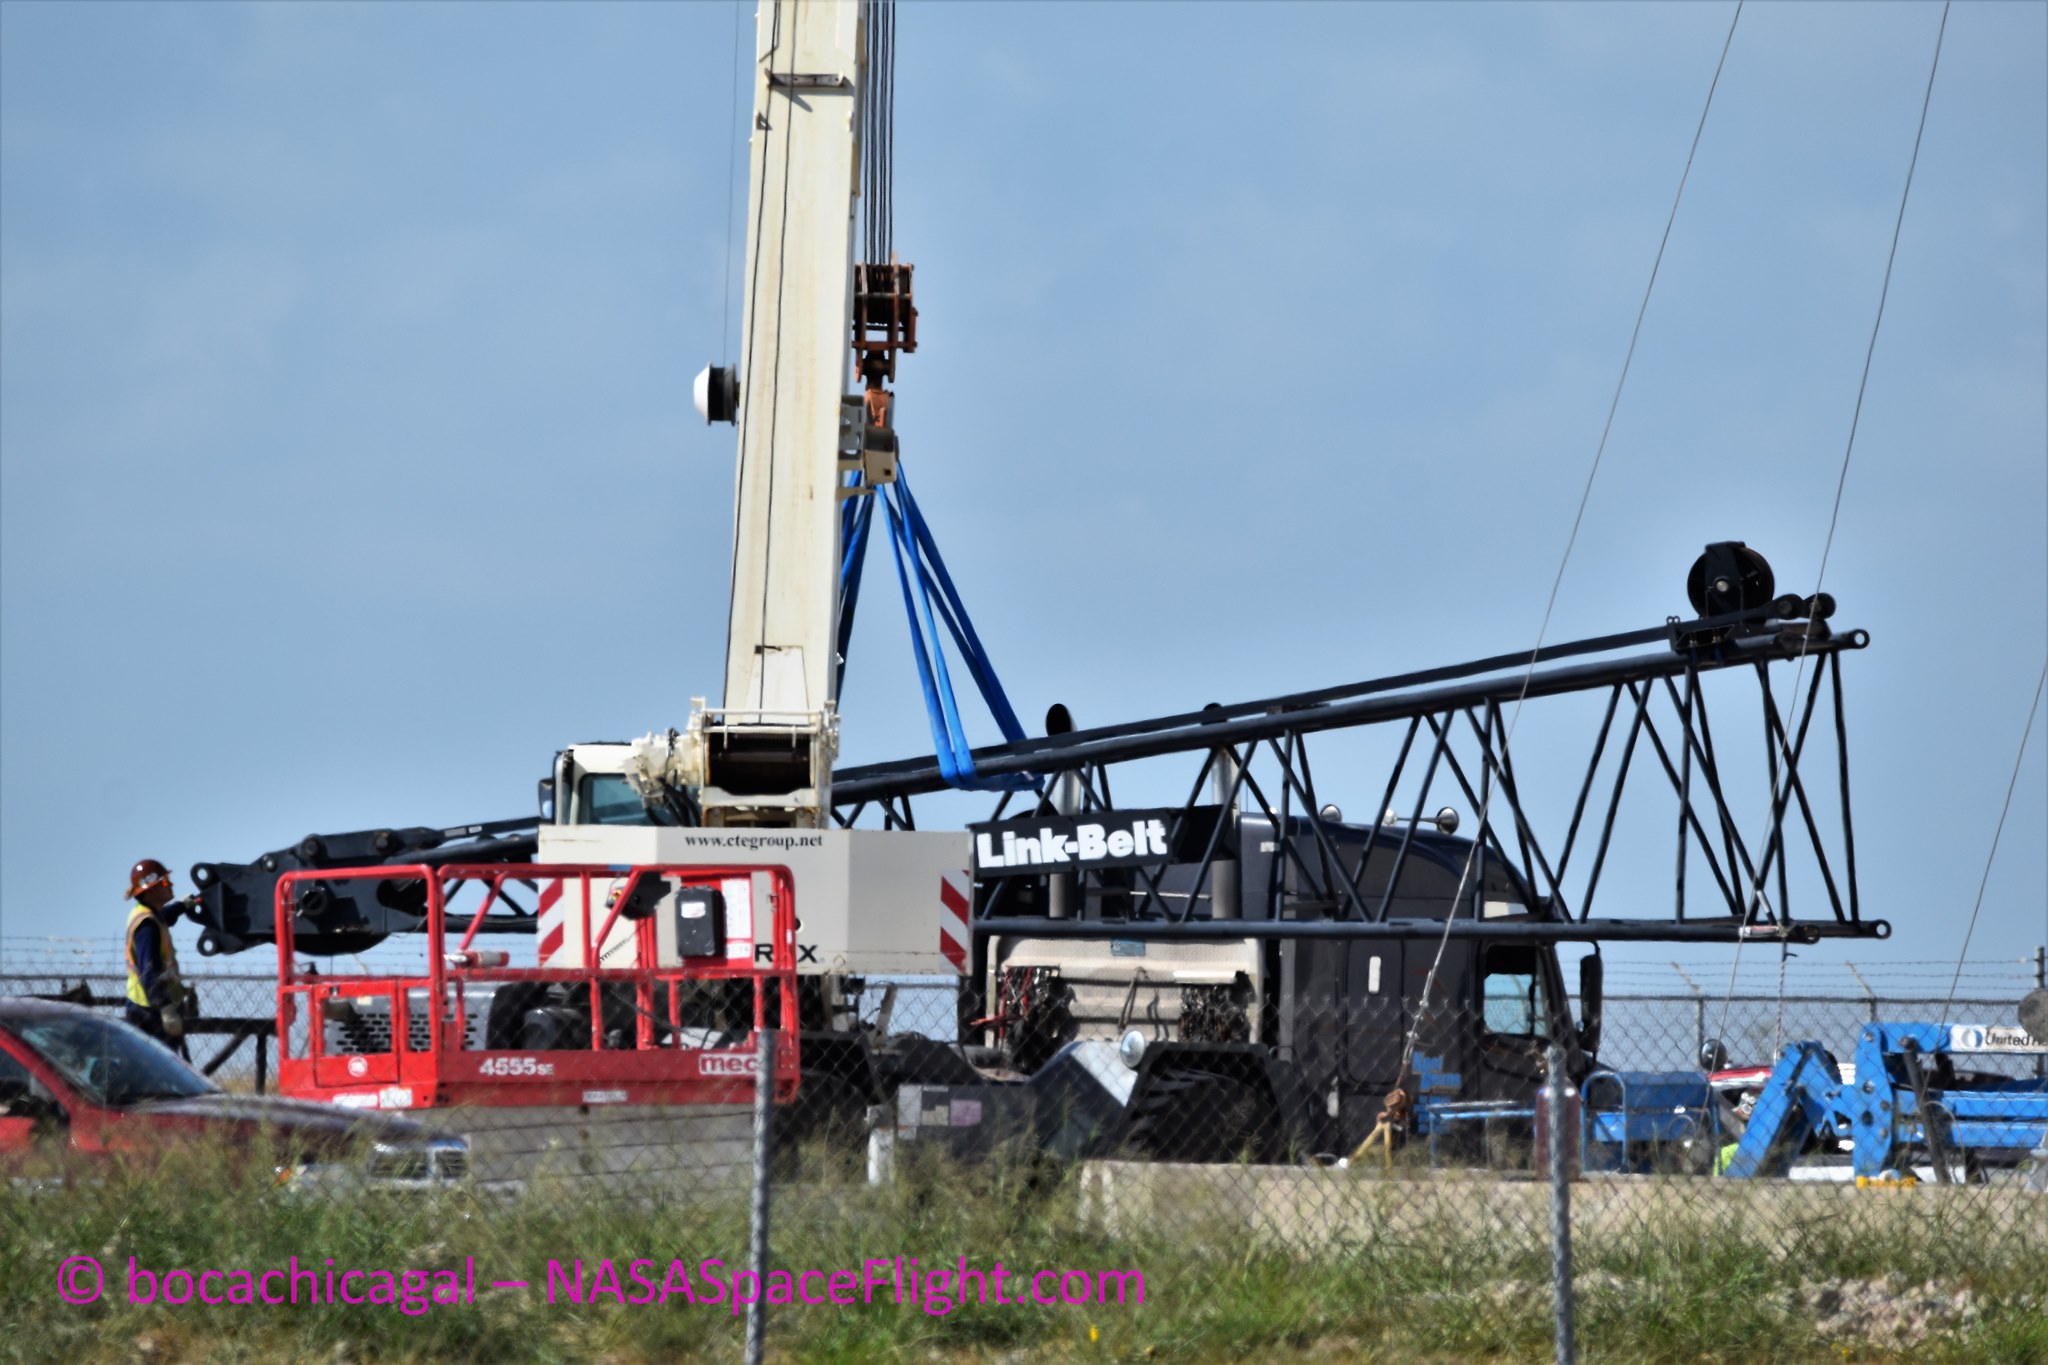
[190, 0, 966, 1121]
[529, 0, 963, 989]
[181, 4, 1918, 1169]
[191, 0, 961, 988]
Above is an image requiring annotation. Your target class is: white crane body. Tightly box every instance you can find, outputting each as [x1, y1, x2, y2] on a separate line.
[539, 0, 967, 977]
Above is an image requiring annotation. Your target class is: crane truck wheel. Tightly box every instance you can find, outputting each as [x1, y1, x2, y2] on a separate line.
[773, 1071, 869, 1181]
[1121, 1066, 1280, 1164]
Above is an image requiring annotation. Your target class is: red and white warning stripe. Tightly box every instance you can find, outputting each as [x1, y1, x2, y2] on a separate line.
[535, 879, 566, 965]
[939, 871, 971, 973]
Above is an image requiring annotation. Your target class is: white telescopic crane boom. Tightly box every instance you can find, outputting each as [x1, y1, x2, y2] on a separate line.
[670, 0, 892, 828]
[720, 0, 861, 754]
[547, 2, 957, 982]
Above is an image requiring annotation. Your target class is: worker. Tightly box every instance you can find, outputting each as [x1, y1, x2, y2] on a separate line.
[124, 858, 196, 1056]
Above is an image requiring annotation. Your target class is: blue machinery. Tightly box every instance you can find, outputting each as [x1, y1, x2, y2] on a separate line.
[1415, 1021, 2048, 1182]
[1717, 1022, 2048, 1181]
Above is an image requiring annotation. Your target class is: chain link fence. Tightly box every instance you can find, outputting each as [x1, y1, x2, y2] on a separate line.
[3, 941, 2044, 1360]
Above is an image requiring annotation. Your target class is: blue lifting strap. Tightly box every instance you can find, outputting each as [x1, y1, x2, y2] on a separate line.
[837, 461, 1033, 791]
[836, 486, 875, 697]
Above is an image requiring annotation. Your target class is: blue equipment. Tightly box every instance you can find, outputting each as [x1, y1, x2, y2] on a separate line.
[1581, 1070, 1717, 1172]
[838, 460, 1033, 792]
[1716, 1022, 2048, 1181]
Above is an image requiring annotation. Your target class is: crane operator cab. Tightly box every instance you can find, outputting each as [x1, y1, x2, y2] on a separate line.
[534, 741, 975, 1034]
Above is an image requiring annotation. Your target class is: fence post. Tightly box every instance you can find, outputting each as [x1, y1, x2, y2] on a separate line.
[1846, 962, 1878, 1027]
[746, 1026, 775, 1365]
[1546, 1042, 1577, 1365]
[1672, 962, 1705, 1064]
[2036, 946, 2046, 1081]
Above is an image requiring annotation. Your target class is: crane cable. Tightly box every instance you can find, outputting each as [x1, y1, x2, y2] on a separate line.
[1393, 0, 1746, 1090]
[1713, 0, 1951, 1057]
[1937, 657, 2047, 1029]
[839, 0, 895, 678]
[861, 0, 895, 265]
[840, 0, 1029, 788]
[842, 6, 1031, 790]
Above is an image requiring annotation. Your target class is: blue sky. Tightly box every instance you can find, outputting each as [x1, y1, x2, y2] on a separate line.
[2, 2, 2042, 981]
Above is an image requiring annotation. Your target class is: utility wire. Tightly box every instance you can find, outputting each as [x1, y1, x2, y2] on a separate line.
[1939, 656, 2048, 1025]
[1811, 0, 1948, 602]
[1399, 1, 1744, 1081]
[1714, 0, 1950, 1048]
[719, 0, 747, 359]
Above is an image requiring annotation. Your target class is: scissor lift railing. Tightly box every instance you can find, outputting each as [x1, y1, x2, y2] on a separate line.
[272, 863, 800, 1110]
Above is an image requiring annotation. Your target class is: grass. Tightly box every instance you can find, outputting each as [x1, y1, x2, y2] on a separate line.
[2, 1140, 2044, 1364]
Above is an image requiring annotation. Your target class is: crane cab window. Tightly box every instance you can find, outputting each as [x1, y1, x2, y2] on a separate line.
[1479, 945, 1551, 1039]
[572, 774, 679, 826]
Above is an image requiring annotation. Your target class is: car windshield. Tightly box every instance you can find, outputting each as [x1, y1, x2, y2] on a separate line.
[8, 1014, 220, 1107]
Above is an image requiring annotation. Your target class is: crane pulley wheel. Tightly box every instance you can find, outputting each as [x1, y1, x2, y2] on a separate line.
[1686, 541, 1776, 616]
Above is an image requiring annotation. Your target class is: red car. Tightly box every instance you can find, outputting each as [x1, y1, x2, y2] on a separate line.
[0, 998, 468, 1187]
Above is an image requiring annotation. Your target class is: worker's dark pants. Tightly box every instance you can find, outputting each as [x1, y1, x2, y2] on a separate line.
[124, 1003, 187, 1058]
[126, 998, 192, 1064]
[124, 1002, 165, 1040]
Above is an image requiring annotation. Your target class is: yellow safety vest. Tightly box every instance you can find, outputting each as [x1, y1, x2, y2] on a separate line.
[124, 904, 182, 1009]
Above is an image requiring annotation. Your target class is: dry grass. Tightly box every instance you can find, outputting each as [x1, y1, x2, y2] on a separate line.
[2, 1139, 2043, 1364]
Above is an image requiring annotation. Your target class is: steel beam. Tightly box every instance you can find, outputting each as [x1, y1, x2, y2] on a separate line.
[835, 628, 1865, 806]
[974, 916, 1885, 945]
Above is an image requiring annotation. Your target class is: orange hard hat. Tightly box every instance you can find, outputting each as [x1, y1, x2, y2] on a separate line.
[127, 858, 172, 900]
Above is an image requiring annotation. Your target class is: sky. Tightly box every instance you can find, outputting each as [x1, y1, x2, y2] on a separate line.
[2, 2, 2043, 988]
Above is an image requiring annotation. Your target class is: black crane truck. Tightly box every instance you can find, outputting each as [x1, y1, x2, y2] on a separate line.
[916, 808, 1599, 1166]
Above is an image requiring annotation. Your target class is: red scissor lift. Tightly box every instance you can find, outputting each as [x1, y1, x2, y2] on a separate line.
[273, 863, 800, 1110]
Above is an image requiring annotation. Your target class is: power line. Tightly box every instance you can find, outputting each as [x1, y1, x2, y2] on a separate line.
[1810, 0, 1949, 600]
[719, 0, 747, 359]
[1940, 655, 2048, 1024]
[1714, 0, 1950, 1045]
[1400, 0, 1745, 1080]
